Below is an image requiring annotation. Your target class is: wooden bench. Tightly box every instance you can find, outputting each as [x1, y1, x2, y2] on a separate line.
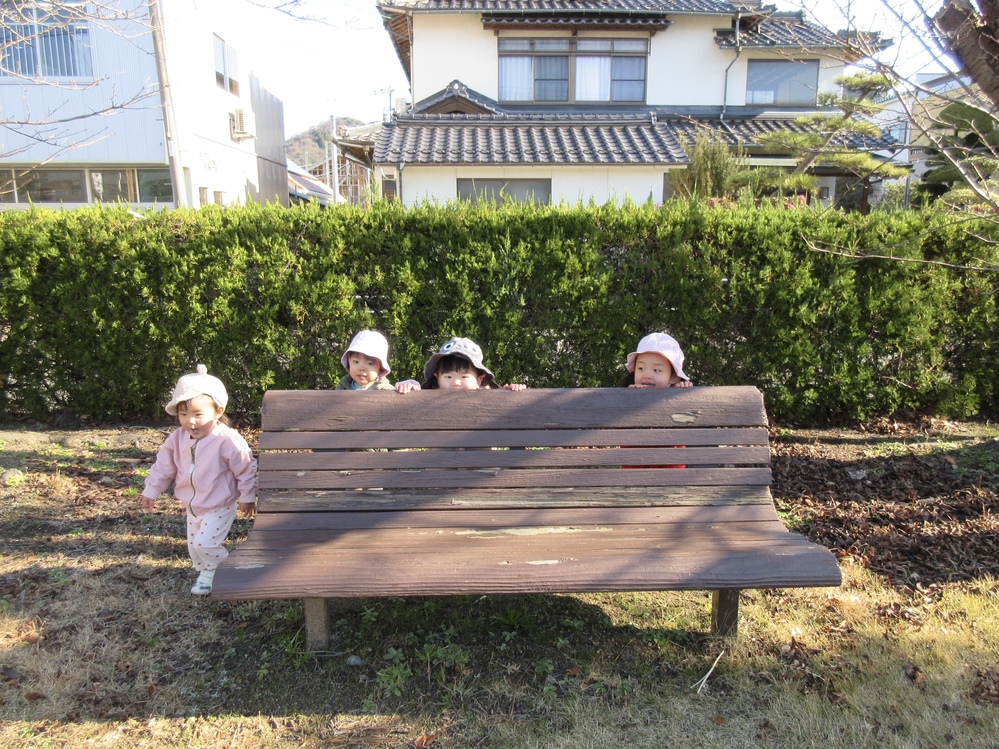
[212, 387, 841, 650]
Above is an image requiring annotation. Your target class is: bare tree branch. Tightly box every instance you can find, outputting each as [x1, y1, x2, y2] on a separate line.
[803, 236, 999, 273]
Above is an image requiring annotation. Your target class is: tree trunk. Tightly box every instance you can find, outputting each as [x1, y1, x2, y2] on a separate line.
[935, 0, 999, 107]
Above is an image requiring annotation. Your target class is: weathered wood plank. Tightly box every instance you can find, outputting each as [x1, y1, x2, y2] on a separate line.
[712, 590, 740, 636]
[260, 427, 769, 451]
[258, 446, 769, 471]
[303, 599, 330, 650]
[256, 485, 777, 512]
[246, 504, 783, 531]
[257, 466, 773, 491]
[211, 546, 842, 599]
[229, 525, 809, 557]
[261, 387, 767, 432]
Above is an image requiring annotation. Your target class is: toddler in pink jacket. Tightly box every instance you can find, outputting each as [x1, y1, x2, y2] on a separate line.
[141, 365, 257, 595]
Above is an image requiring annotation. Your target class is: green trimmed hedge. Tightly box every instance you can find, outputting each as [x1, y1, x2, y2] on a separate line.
[1, 200, 996, 425]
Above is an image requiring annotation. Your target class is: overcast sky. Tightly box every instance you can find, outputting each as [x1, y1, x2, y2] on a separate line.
[244, 0, 949, 137]
[244, 0, 410, 135]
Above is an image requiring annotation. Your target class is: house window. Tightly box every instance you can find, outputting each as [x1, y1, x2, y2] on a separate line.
[137, 169, 173, 202]
[213, 34, 240, 95]
[90, 170, 134, 202]
[382, 177, 398, 200]
[499, 38, 647, 104]
[19, 169, 87, 202]
[0, 5, 93, 78]
[746, 60, 819, 105]
[0, 170, 15, 202]
[457, 178, 552, 206]
[0, 167, 173, 204]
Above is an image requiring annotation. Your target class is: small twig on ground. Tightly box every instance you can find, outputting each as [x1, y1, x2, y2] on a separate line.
[691, 650, 725, 694]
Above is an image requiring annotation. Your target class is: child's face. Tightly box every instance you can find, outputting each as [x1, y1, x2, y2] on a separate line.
[633, 352, 675, 388]
[348, 352, 383, 387]
[436, 370, 485, 390]
[176, 394, 223, 439]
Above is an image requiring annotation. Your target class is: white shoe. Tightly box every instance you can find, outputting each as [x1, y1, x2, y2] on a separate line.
[191, 570, 215, 595]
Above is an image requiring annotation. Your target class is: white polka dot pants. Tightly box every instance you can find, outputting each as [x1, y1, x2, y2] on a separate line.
[187, 504, 238, 572]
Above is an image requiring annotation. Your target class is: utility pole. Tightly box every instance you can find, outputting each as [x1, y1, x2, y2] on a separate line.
[329, 114, 341, 202]
[375, 87, 395, 119]
[147, 0, 186, 206]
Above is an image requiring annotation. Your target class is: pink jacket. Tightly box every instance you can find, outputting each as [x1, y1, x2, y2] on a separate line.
[141, 422, 257, 517]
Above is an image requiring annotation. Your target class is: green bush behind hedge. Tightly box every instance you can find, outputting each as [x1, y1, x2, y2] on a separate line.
[1, 200, 996, 425]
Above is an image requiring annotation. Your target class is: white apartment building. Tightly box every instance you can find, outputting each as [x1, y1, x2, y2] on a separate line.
[0, 0, 287, 209]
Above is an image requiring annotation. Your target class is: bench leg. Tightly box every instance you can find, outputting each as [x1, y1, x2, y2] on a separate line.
[303, 598, 330, 651]
[711, 590, 740, 636]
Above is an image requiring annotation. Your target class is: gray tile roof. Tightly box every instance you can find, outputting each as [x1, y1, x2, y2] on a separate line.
[375, 113, 689, 165]
[483, 15, 673, 29]
[715, 11, 851, 50]
[374, 112, 900, 166]
[669, 115, 901, 151]
[413, 80, 504, 114]
[380, 1, 739, 13]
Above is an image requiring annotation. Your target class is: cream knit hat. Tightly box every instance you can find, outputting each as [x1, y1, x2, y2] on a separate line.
[165, 364, 229, 416]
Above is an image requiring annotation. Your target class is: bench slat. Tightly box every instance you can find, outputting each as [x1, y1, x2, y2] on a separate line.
[231, 522, 798, 552]
[258, 466, 773, 490]
[212, 546, 842, 599]
[245, 503, 783, 531]
[261, 387, 767, 432]
[260, 427, 769, 451]
[256, 485, 777, 512]
[258, 446, 769, 471]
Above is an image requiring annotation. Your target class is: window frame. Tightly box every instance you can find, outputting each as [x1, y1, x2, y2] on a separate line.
[213, 34, 240, 96]
[0, 5, 93, 80]
[456, 178, 552, 206]
[745, 59, 820, 107]
[498, 37, 649, 105]
[0, 167, 173, 204]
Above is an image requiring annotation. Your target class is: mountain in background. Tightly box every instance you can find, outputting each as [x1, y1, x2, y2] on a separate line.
[285, 116, 367, 168]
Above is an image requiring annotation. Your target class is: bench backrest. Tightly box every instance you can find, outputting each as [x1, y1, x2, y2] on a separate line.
[257, 386, 771, 512]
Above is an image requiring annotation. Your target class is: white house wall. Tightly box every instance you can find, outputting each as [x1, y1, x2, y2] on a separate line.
[408, 12, 848, 109]
[400, 165, 674, 207]
[647, 16, 732, 106]
[412, 13, 494, 103]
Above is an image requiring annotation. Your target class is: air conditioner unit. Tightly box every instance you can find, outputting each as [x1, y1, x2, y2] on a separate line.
[229, 108, 255, 141]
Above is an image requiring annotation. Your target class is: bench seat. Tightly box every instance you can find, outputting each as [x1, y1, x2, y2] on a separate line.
[212, 387, 841, 649]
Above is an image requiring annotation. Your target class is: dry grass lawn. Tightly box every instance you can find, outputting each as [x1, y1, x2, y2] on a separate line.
[1, 422, 998, 748]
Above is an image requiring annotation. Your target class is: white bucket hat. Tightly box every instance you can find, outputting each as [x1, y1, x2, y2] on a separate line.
[165, 364, 229, 416]
[423, 337, 498, 387]
[625, 332, 689, 381]
[341, 330, 391, 376]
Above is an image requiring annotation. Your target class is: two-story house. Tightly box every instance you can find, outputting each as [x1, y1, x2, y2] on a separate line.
[0, 0, 286, 209]
[373, 0, 889, 206]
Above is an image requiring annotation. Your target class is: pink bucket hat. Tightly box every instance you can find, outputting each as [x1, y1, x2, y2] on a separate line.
[625, 332, 689, 381]
[341, 330, 391, 376]
[165, 364, 229, 416]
